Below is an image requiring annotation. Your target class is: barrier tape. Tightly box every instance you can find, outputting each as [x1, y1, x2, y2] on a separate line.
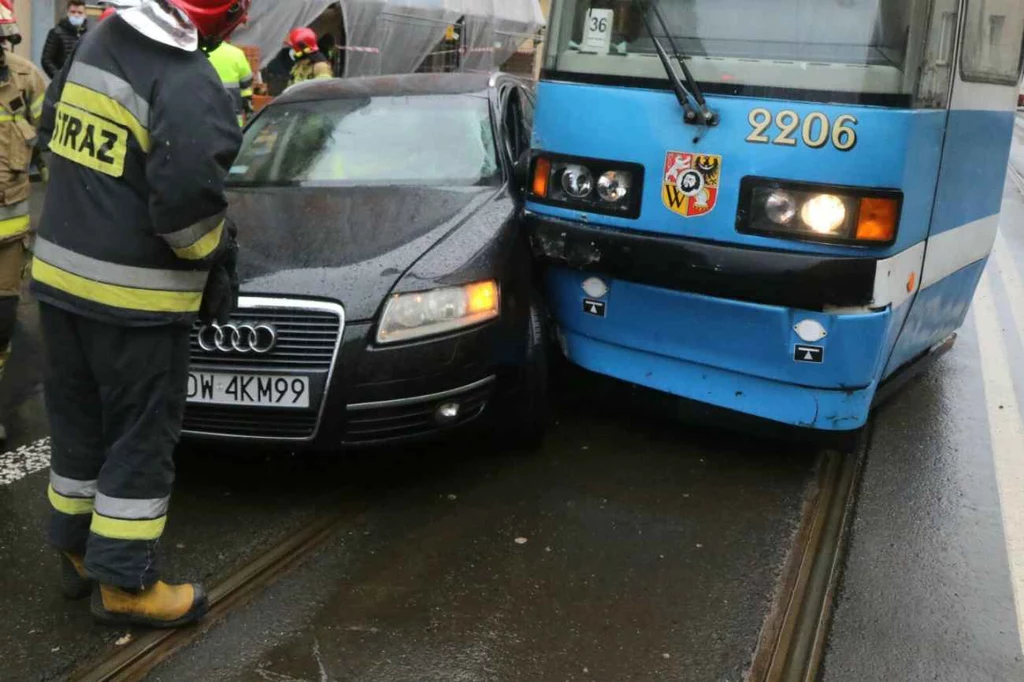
[336, 46, 381, 54]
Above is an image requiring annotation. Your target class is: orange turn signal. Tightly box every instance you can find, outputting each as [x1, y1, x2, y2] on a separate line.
[856, 197, 899, 242]
[466, 281, 499, 315]
[532, 157, 551, 198]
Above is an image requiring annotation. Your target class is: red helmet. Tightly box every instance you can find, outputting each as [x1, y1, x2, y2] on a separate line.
[98, 8, 116, 22]
[288, 27, 319, 54]
[168, 0, 250, 41]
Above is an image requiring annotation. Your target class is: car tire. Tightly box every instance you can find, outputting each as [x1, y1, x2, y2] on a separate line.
[500, 293, 549, 451]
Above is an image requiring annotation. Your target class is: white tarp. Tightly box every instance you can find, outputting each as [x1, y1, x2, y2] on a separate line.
[231, 0, 338, 68]
[222, 0, 544, 74]
[341, 0, 459, 77]
[458, 0, 546, 72]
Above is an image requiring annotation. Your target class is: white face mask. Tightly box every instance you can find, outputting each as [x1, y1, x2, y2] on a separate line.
[68, 14, 86, 28]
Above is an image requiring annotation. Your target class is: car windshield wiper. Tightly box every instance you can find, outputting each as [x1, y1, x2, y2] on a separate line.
[634, 0, 718, 128]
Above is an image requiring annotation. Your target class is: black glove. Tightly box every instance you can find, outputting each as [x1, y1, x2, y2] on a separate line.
[198, 217, 240, 325]
[198, 263, 237, 325]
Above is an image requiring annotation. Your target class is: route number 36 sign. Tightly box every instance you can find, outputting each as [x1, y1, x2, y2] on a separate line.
[581, 8, 613, 54]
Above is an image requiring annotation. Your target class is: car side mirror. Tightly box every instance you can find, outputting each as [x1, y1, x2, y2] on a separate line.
[513, 152, 530, 193]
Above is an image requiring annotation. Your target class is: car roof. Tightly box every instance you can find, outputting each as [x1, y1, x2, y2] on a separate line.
[272, 72, 529, 106]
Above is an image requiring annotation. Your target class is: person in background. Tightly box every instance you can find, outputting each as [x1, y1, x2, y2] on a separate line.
[41, 0, 88, 78]
[0, 0, 47, 446]
[206, 40, 254, 126]
[286, 27, 332, 87]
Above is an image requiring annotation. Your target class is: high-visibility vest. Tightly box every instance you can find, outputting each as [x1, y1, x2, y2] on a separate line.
[206, 41, 253, 125]
[30, 14, 242, 326]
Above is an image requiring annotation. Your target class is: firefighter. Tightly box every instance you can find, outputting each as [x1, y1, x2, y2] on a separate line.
[206, 40, 254, 126]
[286, 27, 332, 87]
[32, 0, 248, 628]
[0, 1, 47, 446]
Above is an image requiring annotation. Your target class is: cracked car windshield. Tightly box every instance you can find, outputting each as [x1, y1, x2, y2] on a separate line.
[544, 0, 1019, 104]
[228, 94, 500, 187]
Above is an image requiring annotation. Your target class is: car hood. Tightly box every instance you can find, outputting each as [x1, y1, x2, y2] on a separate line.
[228, 185, 497, 322]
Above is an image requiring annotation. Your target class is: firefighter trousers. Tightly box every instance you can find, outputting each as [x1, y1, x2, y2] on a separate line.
[41, 302, 190, 589]
[0, 237, 26, 395]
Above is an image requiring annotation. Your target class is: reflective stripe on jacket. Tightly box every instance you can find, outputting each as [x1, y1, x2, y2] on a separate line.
[288, 52, 332, 87]
[30, 15, 242, 326]
[206, 41, 253, 117]
[0, 53, 47, 243]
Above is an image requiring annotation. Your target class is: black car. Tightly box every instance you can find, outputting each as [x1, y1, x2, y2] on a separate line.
[182, 73, 547, 449]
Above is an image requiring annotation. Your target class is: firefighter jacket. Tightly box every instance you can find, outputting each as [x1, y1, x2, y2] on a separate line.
[206, 41, 253, 124]
[30, 13, 242, 327]
[0, 52, 47, 246]
[289, 51, 331, 87]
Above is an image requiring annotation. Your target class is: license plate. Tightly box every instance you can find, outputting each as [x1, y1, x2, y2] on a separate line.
[187, 372, 311, 409]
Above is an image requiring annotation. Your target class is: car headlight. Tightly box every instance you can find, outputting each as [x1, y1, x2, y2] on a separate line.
[376, 281, 499, 344]
[529, 153, 644, 219]
[739, 178, 902, 246]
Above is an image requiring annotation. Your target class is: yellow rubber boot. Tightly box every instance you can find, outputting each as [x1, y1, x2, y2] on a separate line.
[91, 581, 209, 628]
[60, 553, 93, 600]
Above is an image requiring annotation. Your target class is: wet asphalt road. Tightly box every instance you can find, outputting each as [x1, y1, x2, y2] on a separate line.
[150, 394, 816, 682]
[821, 119, 1024, 681]
[2, 130, 1024, 680]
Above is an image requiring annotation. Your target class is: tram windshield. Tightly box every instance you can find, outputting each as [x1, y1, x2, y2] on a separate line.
[544, 0, 1024, 106]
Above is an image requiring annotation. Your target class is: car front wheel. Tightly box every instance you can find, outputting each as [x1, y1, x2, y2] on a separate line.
[499, 293, 549, 451]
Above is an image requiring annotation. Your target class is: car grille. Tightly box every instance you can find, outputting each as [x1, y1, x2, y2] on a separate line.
[345, 378, 494, 444]
[183, 406, 320, 439]
[187, 309, 340, 370]
[183, 298, 344, 441]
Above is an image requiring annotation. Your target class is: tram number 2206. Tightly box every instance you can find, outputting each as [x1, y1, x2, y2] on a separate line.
[746, 109, 858, 151]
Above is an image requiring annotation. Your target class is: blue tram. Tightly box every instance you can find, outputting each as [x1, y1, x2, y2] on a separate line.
[525, 0, 1024, 430]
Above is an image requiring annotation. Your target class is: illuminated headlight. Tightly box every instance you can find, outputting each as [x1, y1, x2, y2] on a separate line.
[739, 178, 901, 246]
[377, 281, 499, 344]
[800, 194, 847, 234]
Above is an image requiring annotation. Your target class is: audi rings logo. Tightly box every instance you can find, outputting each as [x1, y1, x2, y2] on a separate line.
[198, 323, 277, 355]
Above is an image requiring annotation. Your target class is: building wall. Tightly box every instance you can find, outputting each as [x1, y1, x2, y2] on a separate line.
[11, 0, 32, 60]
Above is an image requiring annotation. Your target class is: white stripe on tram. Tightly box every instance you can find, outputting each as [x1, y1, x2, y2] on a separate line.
[920, 215, 999, 290]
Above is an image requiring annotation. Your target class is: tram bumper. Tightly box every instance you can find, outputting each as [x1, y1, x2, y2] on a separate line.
[527, 214, 892, 431]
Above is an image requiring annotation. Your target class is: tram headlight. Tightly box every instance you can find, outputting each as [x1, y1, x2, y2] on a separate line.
[800, 194, 847, 234]
[740, 178, 901, 246]
[561, 165, 594, 199]
[529, 153, 644, 219]
[597, 171, 632, 203]
[764, 190, 798, 225]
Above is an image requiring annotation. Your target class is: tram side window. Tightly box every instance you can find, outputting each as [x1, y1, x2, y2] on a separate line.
[961, 0, 1024, 84]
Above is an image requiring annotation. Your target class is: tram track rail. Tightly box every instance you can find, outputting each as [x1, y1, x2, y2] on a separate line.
[748, 432, 867, 682]
[69, 510, 360, 682]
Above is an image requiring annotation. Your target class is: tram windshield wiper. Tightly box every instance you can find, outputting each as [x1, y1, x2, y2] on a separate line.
[634, 0, 718, 127]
